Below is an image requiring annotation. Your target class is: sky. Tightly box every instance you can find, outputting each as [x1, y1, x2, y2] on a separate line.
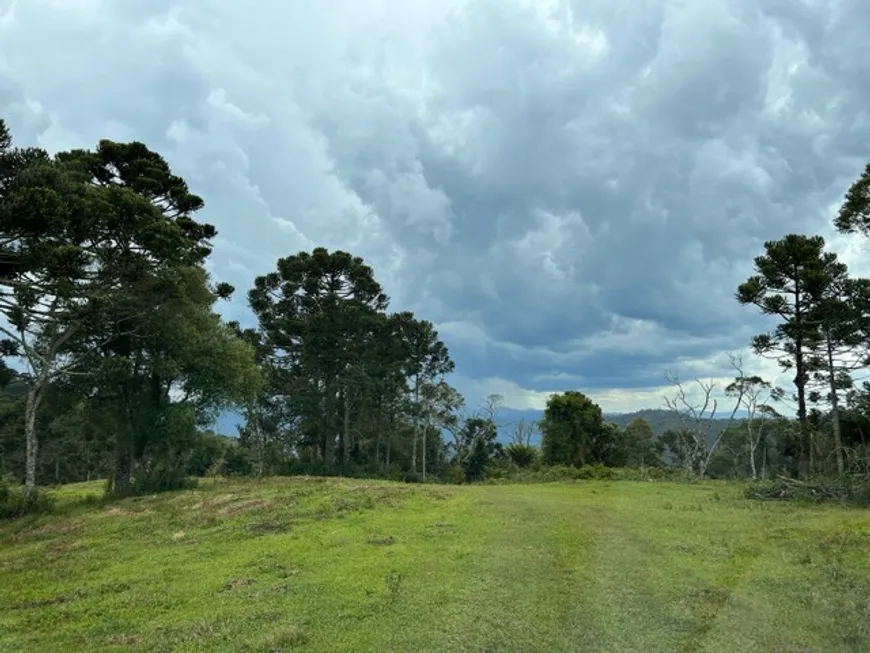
[1, 0, 869, 416]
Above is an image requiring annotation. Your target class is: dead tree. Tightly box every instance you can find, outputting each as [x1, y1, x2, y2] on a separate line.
[725, 361, 776, 479]
[508, 418, 540, 446]
[663, 354, 748, 477]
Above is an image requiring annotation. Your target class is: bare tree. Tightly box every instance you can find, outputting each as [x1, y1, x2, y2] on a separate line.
[725, 358, 777, 479]
[508, 418, 540, 446]
[662, 354, 748, 477]
[484, 393, 503, 426]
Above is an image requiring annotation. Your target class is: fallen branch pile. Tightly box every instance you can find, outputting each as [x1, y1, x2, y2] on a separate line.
[746, 475, 870, 506]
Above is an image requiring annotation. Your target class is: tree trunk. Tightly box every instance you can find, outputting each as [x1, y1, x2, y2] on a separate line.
[255, 415, 265, 478]
[23, 386, 42, 502]
[321, 378, 334, 468]
[749, 438, 757, 480]
[386, 411, 393, 468]
[422, 423, 427, 482]
[342, 388, 351, 468]
[793, 286, 812, 478]
[795, 359, 811, 477]
[411, 376, 420, 474]
[748, 419, 758, 480]
[825, 332, 845, 476]
[698, 451, 708, 478]
[112, 385, 138, 494]
[374, 395, 384, 469]
[113, 443, 133, 494]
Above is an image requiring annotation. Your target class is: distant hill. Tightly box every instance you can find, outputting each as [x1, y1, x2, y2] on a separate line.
[211, 406, 747, 444]
[604, 408, 746, 438]
[0, 376, 28, 399]
[494, 407, 747, 445]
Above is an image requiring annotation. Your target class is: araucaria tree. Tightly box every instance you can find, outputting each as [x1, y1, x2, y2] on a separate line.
[0, 122, 108, 500]
[0, 121, 260, 498]
[737, 234, 844, 476]
[248, 248, 455, 474]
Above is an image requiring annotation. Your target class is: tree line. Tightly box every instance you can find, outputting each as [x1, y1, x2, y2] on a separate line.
[2, 117, 870, 513]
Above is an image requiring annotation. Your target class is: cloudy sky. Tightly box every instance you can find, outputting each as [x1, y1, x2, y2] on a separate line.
[2, 0, 869, 415]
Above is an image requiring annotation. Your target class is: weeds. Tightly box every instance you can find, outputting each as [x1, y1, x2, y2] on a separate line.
[384, 570, 404, 604]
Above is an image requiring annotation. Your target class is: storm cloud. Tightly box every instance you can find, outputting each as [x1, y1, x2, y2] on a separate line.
[2, 0, 869, 412]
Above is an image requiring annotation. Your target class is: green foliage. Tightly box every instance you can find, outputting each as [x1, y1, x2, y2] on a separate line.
[540, 391, 607, 467]
[222, 444, 254, 477]
[737, 234, 849, 475]
[505, 443, 540, 468]
[620, 417, 663, 468]
[184, 432, 231, 477]
[0, 474, 54, 519]
[483, 464, 697, 484]
[448, 464, 465, 484]
[6, 118, 870, 506]
[127, 465, 198, 497]
[248, 247, 456, 475]
[834, 159, 870, 236]
[462, 437, 489, 482]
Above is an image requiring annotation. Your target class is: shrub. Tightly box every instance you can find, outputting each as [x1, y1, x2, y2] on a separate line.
[221, 445, 254, 477]
[110, 464, 198, 498]
[0, 475, 55, 519]
[448, 464, 465, 484]
[575, 464, 616, 480]
[505, 444, 540, 468]
[481, 463, 698, 485]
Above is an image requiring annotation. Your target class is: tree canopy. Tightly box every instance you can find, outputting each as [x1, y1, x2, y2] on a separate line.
[3, 115, 870, 506]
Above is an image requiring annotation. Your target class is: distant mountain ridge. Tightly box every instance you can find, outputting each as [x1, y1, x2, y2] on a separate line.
[493, 407, 747, 444]
[213, 407, 748, 442]
[603, 408, 748, 438]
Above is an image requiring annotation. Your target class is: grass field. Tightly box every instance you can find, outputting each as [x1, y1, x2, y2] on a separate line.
[1, 477, 869, 652]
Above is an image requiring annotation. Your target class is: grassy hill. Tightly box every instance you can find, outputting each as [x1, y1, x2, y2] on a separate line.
[2, 477, 869, 652]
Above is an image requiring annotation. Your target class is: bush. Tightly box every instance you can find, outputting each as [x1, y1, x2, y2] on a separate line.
[505, 444, 540, 468]
[448, 464, 465, 484]
[221, 445, 254, 477]
[481, 463, 697, 485]
[0, 475, 55, 519]
[575, 464, 616, 480]
[110, 464, 198, 498]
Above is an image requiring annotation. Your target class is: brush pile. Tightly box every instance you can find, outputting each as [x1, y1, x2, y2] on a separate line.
[746, 475, 870, 506]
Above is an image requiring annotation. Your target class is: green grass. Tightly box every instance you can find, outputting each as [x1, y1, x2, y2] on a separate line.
[2, 477, 869, 652]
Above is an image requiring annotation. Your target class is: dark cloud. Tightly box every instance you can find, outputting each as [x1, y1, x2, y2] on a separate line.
[1, 0, 868, 411]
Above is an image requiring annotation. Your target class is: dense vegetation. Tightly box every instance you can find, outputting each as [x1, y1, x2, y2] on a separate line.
[2, 118, 870, 512]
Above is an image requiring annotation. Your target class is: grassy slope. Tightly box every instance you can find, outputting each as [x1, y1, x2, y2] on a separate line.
[1, 478, 869, 653]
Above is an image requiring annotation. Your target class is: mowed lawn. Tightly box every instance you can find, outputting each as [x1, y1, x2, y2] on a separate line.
[2, 478, 870, 652]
